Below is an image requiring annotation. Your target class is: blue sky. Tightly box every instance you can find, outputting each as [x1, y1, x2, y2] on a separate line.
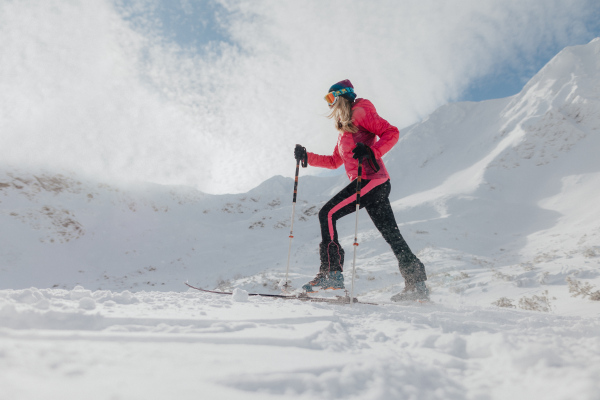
[131, 0, 600, 104]
[2, 0, 600, 193]
[460, 37, 600, 102]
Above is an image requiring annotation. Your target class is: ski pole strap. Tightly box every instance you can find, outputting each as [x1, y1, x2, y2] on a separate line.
[363, 146, 380, 172]
[368, 155, 380, 173]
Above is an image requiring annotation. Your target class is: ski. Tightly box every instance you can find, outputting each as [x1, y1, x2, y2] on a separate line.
[185, 282, 295, 299]
[184, 282, 377, 305]
[380, 299, 433, 306]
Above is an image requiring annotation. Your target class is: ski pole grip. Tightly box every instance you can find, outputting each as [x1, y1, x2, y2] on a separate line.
[295, 144, 308, 168]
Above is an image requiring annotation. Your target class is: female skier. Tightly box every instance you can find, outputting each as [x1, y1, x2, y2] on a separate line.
[294, 79, 429, 302]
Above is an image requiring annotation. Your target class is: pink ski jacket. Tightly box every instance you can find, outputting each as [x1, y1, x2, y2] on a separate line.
[307, 98, 399, 181]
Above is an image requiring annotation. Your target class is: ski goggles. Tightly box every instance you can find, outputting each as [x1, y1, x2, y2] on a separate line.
[324, 87, 354, 106]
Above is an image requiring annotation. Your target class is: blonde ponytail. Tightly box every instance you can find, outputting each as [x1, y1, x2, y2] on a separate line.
[327, 96, 358, 133]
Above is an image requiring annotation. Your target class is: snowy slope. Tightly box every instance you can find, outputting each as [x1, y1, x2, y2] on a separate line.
[1, 39, 600, 400]
[0, 168, 340, 291]
[380, 37, 600, 315]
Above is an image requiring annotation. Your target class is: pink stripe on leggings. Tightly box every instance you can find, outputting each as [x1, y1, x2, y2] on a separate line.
[326, 178, 388, 241]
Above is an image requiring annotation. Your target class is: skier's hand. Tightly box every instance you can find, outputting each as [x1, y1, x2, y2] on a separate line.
[353, 143, 380, 171]
[352, 143, 371, 160]
[294, 144, 308, 167]
[294, 145, 306, 161]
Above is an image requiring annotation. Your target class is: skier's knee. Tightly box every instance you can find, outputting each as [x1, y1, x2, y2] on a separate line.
[318, 207, 329, 224]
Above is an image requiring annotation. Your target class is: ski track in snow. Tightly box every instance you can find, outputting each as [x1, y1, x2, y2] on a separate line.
[1, 287, 599, 400]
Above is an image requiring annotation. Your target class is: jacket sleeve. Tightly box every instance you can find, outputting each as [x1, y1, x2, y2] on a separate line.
[307, 144, 344, 169]
[356, 105, 399, 159]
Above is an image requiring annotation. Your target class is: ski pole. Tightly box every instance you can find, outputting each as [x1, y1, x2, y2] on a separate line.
[283, 145, 306, 291]
[349, 156, 364, 305]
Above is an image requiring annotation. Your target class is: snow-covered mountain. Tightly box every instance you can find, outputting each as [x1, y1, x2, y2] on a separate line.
[1, 39, 600, 400]
[0, 166, 340, 291]
[389, 36, 600, 261]
[2, 39, 599, 313]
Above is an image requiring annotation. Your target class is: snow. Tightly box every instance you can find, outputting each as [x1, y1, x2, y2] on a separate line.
[231, 288, 249, 302]
[1, 39, 600, 399]
[1, 288, 599, 399]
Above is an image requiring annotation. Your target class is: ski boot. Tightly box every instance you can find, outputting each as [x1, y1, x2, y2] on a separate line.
[324, 271, 345, 290]
[302, 272, 329, 293]
[391, 281, 430, 302]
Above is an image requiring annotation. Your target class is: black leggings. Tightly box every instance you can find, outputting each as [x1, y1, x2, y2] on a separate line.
[317, 178, 427, 283]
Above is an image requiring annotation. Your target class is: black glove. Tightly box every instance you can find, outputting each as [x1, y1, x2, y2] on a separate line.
[352, 143, 380, 172]
[294, 144, 308, 167]
[352, 142, 371, 159]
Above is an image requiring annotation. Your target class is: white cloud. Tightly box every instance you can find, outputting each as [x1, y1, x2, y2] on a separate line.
[0, 0, 597, 193]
